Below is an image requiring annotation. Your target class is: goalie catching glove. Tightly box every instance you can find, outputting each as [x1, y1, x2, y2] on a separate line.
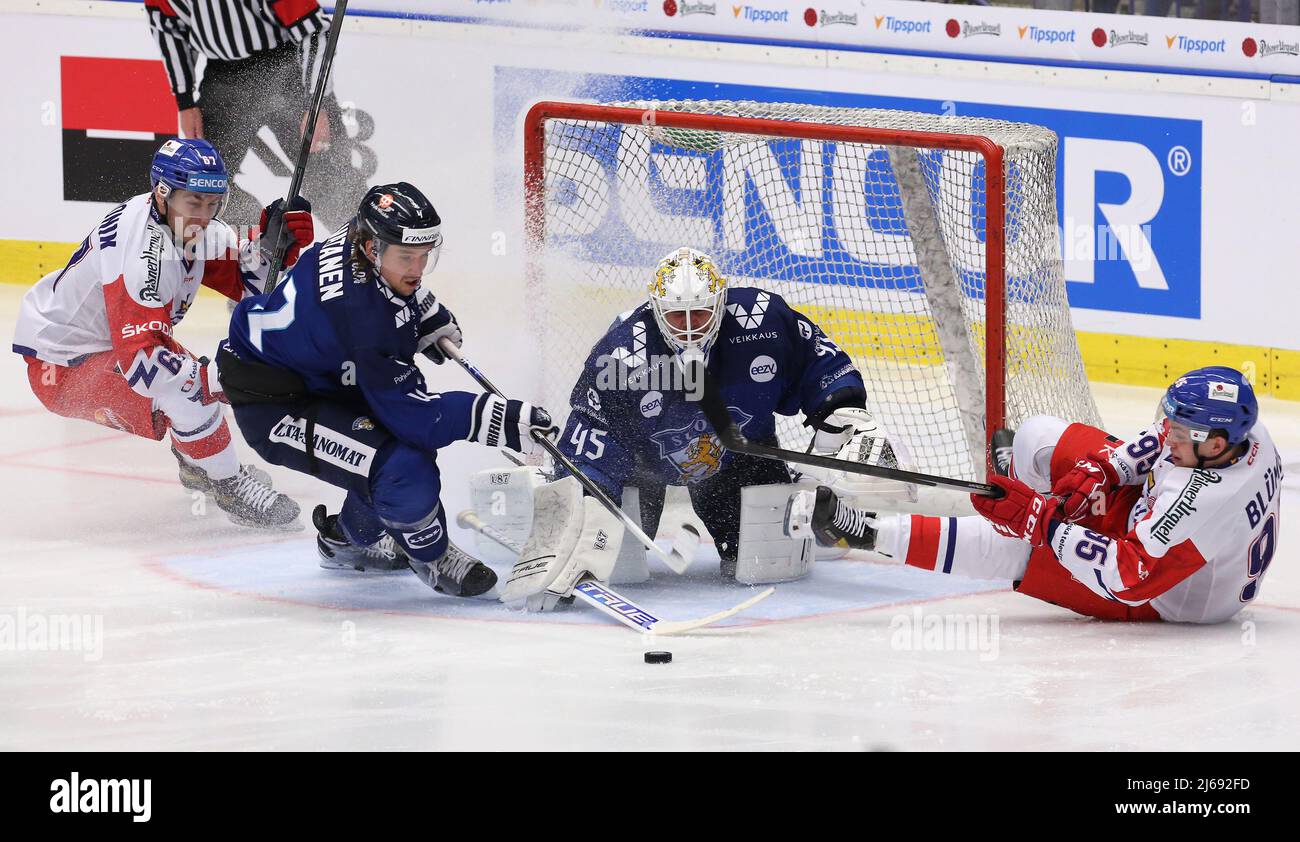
[499, 476, 625, 611]
[470, 394, 557, 456]
[805, 406, 918, 503]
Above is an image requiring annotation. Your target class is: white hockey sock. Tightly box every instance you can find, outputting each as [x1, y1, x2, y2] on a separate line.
[877, 513, 1032, 581]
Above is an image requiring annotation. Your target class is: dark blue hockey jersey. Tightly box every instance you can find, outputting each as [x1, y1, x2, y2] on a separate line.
[557, 287, 864, 498]
[225, 223, 477, 454]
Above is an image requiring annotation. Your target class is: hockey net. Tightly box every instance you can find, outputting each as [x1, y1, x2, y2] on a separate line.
[524, 100, 1100, 482]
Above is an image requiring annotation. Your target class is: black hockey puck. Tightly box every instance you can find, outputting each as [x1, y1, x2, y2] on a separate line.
[644, 651, 672, 664]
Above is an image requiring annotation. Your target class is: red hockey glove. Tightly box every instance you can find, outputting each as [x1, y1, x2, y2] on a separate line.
[970, 474, 1059, 547]
[1051, 451, 1120, 523]
[259, 197, 314, 269]
[198, 356, 228, 405]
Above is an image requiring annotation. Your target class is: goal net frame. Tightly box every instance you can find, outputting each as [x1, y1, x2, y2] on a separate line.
[523, 99, 1093, 482]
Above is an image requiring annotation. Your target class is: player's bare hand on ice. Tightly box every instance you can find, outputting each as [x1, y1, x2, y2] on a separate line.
[970, 475, 1059, 547]
[471, 396, 557, 455]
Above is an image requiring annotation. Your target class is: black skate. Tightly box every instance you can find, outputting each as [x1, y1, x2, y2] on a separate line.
[408, 541, 498, 598]
[313, 505, 408, 572]
[212, 469, 301, 529]
[990, 428, 1016, 478]
[173, 444, 272, 493]
[807, 486, 877, 551]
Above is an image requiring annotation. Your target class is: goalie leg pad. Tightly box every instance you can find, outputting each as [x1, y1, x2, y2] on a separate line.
[500, 478, 625, 607]
[736, 483, 814, 584]
[468, 466, 547, 565]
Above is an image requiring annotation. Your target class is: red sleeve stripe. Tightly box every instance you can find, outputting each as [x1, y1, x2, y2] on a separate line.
[145, 0, 179, 17]
[905, 514, 943, 572]
[270, 0, 321, 28]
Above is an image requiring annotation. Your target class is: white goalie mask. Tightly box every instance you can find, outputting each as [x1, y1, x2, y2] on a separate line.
[648, 247, 728, 364]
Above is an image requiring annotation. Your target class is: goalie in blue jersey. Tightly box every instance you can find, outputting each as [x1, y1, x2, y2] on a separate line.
[547, 247, 913, 584]
[216, 183, 557, 597]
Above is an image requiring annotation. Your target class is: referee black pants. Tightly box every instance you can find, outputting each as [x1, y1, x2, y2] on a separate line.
[198, 44, 369, 230]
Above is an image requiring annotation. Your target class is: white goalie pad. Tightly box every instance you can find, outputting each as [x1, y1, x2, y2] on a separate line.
[499, 477, 625, 611]
[468, 466, 548, 565]
[609, 486, 651, 585]
[806, 408, 919, 506]
[736, 483, 815, 584]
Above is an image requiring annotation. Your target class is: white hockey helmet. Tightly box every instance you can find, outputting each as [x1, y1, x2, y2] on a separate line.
[648, 247, 728, 363]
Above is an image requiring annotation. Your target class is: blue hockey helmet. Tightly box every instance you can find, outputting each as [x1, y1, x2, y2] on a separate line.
[150, 138, 229, 198]
[1160, 366, 1258, 446]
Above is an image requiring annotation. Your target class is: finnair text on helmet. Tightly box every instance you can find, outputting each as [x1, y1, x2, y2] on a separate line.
[401, 227, 442, 245]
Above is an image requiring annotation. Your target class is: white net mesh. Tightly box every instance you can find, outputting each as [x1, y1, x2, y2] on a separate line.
[528, 100, 1100, 482]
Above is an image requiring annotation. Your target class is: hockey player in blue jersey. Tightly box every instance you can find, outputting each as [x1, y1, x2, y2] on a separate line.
[216, 183, 557, 596]
[551, 247, 901, 581]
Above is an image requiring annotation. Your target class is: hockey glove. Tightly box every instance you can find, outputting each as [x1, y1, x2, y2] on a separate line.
[1051, 451, 1120, 523]
[970, 475, 1059, 547]
[471, 395, 558, 456]
[259, 196, 314, 269]
[416, 295, 463, 365]
[197, 355, 228, 405]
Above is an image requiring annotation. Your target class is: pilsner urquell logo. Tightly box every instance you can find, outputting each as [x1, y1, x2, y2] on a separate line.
[946, 19, 1001, 38]
[1260, 39, 1300, 57]
[1093, 28, 1149, 47]
[804, 8, 857, 26]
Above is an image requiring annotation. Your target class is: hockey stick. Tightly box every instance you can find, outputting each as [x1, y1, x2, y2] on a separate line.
[438, 338, 700, 574]
[456, 509, 774, 635]
[694, 362, 1005, 499]
[266, 0, 350, 287]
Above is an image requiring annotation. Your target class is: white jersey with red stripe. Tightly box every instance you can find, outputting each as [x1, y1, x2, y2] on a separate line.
[1051, 421, 1284, 623]
[13, 192, 267, 367]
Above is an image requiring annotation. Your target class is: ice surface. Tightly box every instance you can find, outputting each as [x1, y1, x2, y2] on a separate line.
[2, 287, 1297, 751]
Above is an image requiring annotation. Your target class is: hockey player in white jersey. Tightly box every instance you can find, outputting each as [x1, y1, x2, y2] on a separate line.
[12, 139, 312, 528]
[785, 367, 1282, 623]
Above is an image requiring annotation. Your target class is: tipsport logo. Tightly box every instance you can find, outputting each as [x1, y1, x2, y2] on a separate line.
[731, 4, 790, 23]
[1165, 34, 1228, 54]
[873, 15, 931, 35]
[1017, 24, 1076, 45]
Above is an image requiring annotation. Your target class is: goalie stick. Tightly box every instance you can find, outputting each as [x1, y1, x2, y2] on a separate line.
[693, 362, 1005, 499]
[456, 510, 775, 635]
[437, 338, 700, 574]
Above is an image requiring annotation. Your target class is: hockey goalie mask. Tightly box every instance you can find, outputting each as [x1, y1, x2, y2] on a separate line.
[649, 247, 727, 365]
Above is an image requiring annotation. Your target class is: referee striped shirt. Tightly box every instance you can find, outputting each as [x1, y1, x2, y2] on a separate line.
[145, 0, 332, 110]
